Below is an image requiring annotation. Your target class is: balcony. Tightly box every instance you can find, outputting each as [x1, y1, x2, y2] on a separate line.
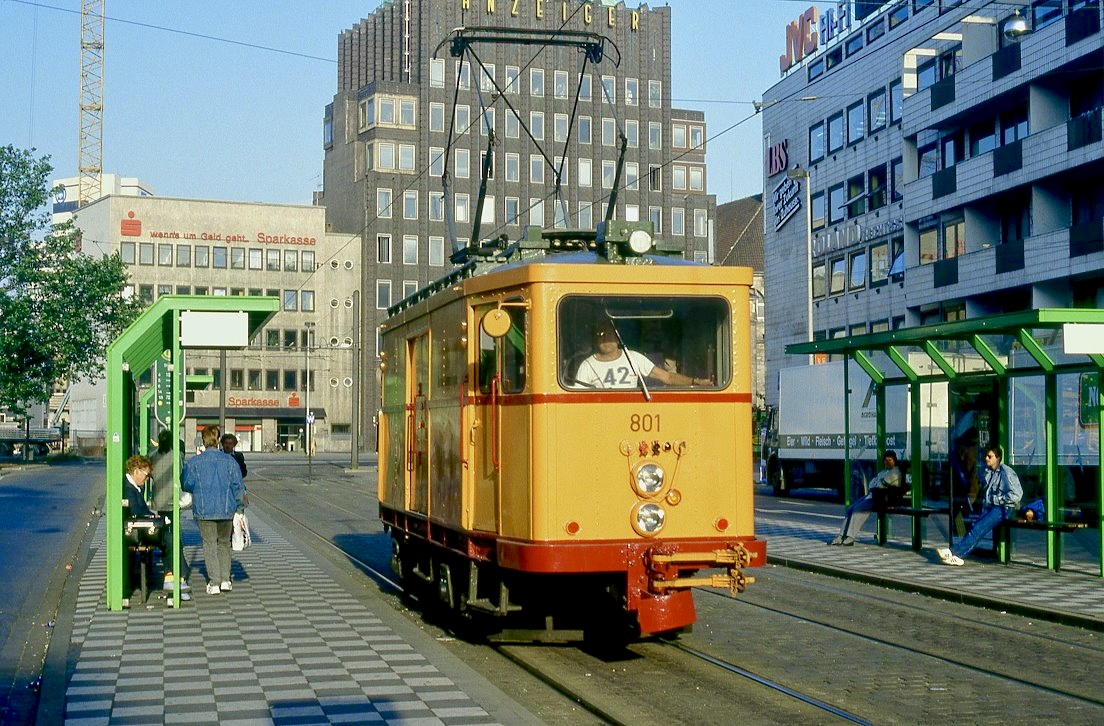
[995, 239, 1025, 273]
[992, 43, 1020, 82]
[930, 76, 955, 112]
[1070, 220, 1104, 257]
[1067, 6, 1101, 46]
[993, 140, 1022, 176]
[931, 167, 957, 199]
[1068, 108, 1103, 151]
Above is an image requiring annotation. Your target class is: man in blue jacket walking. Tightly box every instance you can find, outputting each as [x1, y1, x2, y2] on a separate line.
[183, 425, 246, 595]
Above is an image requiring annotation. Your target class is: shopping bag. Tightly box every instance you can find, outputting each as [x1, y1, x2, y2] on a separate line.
[232, 512, 251, 551]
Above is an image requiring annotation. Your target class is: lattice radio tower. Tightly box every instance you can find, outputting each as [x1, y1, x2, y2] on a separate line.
[78, 0, 105, 207]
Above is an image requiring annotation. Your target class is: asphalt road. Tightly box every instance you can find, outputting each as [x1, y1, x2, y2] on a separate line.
[0, 460, 104, 724]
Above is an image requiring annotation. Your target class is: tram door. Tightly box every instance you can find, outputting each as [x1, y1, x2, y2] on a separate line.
[406, 333, 430, 514]
[471, 307, 500, 533]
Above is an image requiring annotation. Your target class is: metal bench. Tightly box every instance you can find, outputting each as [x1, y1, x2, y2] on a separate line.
[875, 505, 949, 549]
[994, 517, 1089, 565]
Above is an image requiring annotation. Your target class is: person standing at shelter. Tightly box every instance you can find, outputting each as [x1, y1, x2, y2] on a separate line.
[183, 425, 245, 595]
[937, 445, 1022, 566]
[220, 433, 248, 480]
[827, 451, 902, 546]
[150, 430, 192, 596]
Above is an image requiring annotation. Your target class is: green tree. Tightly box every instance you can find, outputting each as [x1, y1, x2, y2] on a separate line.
[0, 146, 141, 424]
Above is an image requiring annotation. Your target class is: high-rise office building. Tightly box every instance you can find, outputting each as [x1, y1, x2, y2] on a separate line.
[320, 0, 718, 432]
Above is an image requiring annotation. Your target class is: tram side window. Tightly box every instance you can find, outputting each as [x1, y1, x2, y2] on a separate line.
[557, 295, 730, 390]
[476, 303, 527, 394]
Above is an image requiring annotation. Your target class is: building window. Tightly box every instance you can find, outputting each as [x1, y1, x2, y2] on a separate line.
[829, 258, 846, 295]
[505, 197, 520, 226]
[849, 250, 867, 290]
[455, 193, 469, 223]
[812, 262, 826, 298]
[845, 33, 863, 57]
[505, 65, 519, 93]
[505, 110, 519, 139]
[1032, 0, 1063, 30]
[301, 290, 315, 312]
[530, 67, 544, 96]
[811, 192, 826, 230]
[649, 122, 662, 150]
[403, 235, 418, 265]
[827, 112, 844, 153]
[868, 165, 887, 211]
[121, 241, 136, 264]
[941, 131, 965, 168]
[266, 249, 279, 271]
[866, 18, 885, 43]
[672, 207, 685, 236]
[429, 147, 444, 177]
[650, 206, 662, 234]
[809, 122, 825, 163]
[870, 241, 890, 286]
[430, 102, 445, 133]
[648, 80, 661, 108]
[649, 164, 661, 191]
[505, 153, 520, 182]
[672, 123, 686, 148]
[530, 198, 544, 227]
[283, 290, 297, 311]
[919, 226, 938, 264]
[376, 280, 391, 310]
[969, 119, 997, 156]
[828, 184, 846, 224]
[455, 105, 470, 134]
[430, 58, 445, 87]
[891, 157, 904, 202]
[530, 155, 545, 184]
[887, 3, 908, 29]
[377, 188, 392, 218]
[283, 249, 297, 272]
[455, 148, 470, 179]
[601, 75, 615, 103]
[917, 59, 937, 92]
[175, 244, 191, 267]
[579, 73, 592, 101]
[673, 164, 686, 190]
[530, 111, 544, 140]
[889, 79, 903, 124]
[248, 248, 261, 270]
[602, 160, 615, 189]
[403, 281, 418, 299]
[398, 144, 415, 171]
[212, 247, 227, 269]
[429, 192, 444, 221]
[942, 216, 966, 259]
[157, 244, 172, 266]
[429, 236, 445, 266]
[917, 143, 938, 178]
[847, 174, 866, 218]
[625, 77, 638, 106]
[868, 89, 887, 133]
[554, 113, 569, 143]
[377, 234, 391, 264]
[404, 190, 418, 220]
[554, 69, 569, 99]
[689, 166, 704, 192]
[578, 158, 592, 187]
[694, 209, 707, 237]
[602, 118, 616, 147]
[139, 242, 154, 265]
[302, 251, 314, 271]
[479, 64, 494, 92]
[1001, 104, 1029, 144]
[626, 119, 639, 148]
[455, 60, 470, 89]
[578, 116, 591, 144]
[579, 203, 594, 229]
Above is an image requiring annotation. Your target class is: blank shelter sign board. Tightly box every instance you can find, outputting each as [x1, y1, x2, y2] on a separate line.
[180, 311, 249, 348]
[1064, 323, 1104, 355]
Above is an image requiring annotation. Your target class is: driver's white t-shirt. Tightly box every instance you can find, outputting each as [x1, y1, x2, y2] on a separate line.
[575, 350, 655, 389]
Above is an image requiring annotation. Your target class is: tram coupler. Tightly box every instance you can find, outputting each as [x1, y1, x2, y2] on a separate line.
[650, 543, 757, 569]
[650, 570, 754, 596]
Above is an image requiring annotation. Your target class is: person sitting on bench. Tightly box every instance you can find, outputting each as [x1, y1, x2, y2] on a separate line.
[937, 445, 1022, 566]
[827, 451, 902, 546]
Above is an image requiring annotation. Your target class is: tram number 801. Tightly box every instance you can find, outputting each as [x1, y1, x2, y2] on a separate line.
[629, 414, 660, 432]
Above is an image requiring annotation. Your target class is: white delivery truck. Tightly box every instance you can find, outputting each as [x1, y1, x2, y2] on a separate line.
[766, 360, 948, 500]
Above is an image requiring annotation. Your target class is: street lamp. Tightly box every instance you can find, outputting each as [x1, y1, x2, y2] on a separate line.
[304, 321, 315, 459]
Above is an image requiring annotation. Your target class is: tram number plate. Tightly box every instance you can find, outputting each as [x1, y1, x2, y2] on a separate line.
[629, 413, 660, 432]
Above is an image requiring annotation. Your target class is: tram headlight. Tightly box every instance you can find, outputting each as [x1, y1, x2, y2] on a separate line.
[627, 229, 654, 255]
[632, 462, 665, 497]
[632, 502, 666, 536]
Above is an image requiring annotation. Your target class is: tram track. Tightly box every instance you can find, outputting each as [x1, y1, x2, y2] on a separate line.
[250, 481, 883, 724]
[248, 466, 1104, 722]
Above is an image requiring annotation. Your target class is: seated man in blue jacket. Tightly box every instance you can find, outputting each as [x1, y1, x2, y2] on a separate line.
[937, 445, 1022, 566]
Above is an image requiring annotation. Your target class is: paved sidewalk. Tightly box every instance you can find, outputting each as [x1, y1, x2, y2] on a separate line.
[757, 509, 1104, 629]
[50, 509, 538, 725]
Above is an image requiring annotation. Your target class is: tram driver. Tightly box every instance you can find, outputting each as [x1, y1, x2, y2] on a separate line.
[574, 319, 709, 389]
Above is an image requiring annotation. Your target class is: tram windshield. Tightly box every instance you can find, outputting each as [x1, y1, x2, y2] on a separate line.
[558, 295, 730, 391]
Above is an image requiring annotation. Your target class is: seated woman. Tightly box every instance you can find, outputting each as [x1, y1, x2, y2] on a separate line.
[827, 451, 902, 546]
[123, 455, 190, 601]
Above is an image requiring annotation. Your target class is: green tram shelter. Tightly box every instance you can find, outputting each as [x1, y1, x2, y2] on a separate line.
[786, 309, 1104, 575]
[106, 296, 279, 610]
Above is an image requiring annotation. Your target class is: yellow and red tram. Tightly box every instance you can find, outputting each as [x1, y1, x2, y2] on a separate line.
[378, 224, 764, 638]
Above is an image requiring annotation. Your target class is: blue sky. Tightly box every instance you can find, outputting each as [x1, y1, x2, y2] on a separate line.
[2, 0, 798, 206]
